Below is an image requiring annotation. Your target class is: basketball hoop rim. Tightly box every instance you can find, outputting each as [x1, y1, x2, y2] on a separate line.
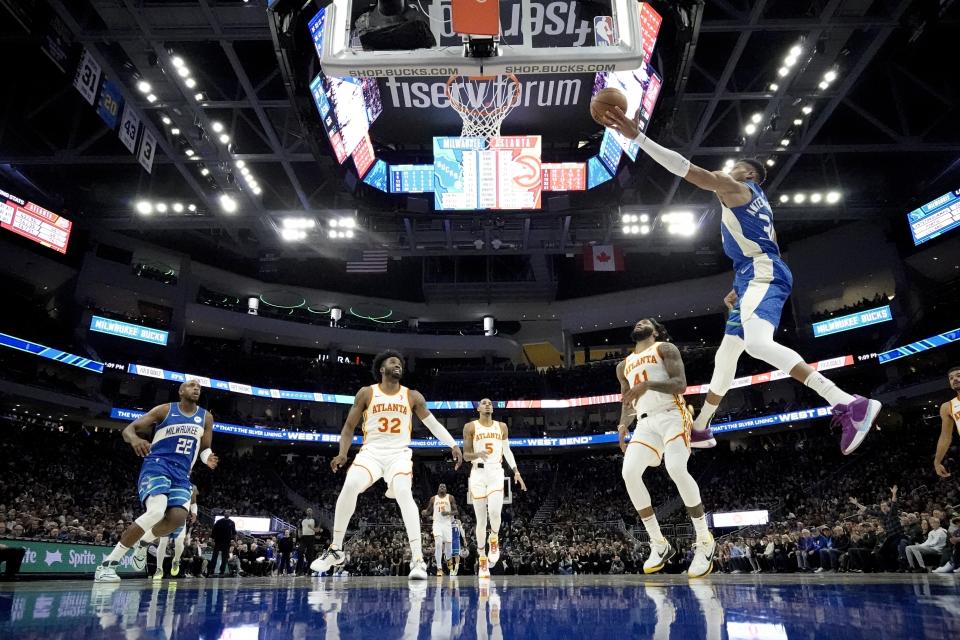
[444, 73, 522, 118]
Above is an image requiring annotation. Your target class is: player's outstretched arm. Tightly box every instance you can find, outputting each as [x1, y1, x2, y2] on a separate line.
[332, 387, 371, 473]
[601, 107, 750, 203]
[934, 402, 954, 478]
[411, 390, 463, 469]
[122, 404, 168, 457]
[616, 361, 633, 453]
[199, 411, 218, 469]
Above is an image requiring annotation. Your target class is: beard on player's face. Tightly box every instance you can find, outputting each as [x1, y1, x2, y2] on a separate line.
[631, 325, 655, 343]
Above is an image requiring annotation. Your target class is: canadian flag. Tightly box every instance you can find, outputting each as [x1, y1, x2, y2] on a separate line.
[583, 244, 625, 272]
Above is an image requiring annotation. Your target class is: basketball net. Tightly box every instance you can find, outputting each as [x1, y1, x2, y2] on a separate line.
[445, 74, 522, 144]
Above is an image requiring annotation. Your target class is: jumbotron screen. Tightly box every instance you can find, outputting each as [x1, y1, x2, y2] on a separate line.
[908, 187, 960, 245]
[433, 136, 542, 210]
[0, 186, 72, 254]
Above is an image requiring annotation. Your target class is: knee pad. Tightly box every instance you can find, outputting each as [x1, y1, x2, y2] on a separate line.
[135, 494, 168, 531]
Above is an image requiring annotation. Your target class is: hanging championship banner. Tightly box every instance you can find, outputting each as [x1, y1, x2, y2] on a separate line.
[95, 78, 124, 130]
[138, 129, 157, 174]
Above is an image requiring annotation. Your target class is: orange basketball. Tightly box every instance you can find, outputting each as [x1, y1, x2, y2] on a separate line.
[590, 87, 628, 126]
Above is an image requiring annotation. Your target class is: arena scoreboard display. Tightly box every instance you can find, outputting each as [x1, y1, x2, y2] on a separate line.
[433, 136, 542, 210]
[0, 187, 72, 253]
[542, 163, 586, 192]
[908, 188, 960, 245]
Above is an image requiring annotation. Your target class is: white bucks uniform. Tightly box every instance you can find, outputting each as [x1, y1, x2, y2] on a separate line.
[432, 494, 454, 543]
[623, 343, 691, 460]
[351, 384, 414, 488]
[469, 421, 506, 500]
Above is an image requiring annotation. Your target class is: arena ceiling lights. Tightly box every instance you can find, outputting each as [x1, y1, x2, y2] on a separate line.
[134, 200, 198, 215]
[661, 211, 697, 237]
[777, 191, 842, 205]
[279, 217, 316, 242]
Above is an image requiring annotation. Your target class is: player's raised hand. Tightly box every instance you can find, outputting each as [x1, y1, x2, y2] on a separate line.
[331, 453, 349, 473]
[601, 107, 640, 139]
[131, 437, 152, 457]
[935, 462, 951, 479]
[618, 426, 629, 454]
[514, 471, 527, 492]
[205, 453, 219, 470]
[451, 446, 464, 471]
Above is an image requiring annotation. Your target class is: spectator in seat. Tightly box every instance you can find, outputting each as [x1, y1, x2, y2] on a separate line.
[905, 517, 947, 572]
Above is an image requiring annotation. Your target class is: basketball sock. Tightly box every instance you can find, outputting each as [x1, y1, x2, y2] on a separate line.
[693, 400, 719, 431]
[103, 542, 130, 564]
[487, 491, 503, 533]
[155, 537, 169, 566]
[641, 515, 666, 546]
[435, 542, 443, 569]
[392, 475, 424, 562]
[804, 371, 855, 407]
[141, 530, 158, 544]
[691, 515, 711, 544]
[173, 536, 185, 563]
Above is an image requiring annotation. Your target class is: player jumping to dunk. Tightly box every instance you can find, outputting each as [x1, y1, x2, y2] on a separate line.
[602, 108, 881, 455]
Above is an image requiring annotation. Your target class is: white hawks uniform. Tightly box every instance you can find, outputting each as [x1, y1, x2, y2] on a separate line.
[432, 494, 454, 543]
[951, 398, 960, 435]
[623, 343, 692, 461]
[351, 384, 414, 489]
[468, 420, 506, 501]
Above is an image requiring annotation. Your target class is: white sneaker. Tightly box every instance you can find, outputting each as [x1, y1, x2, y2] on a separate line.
[478, 555, 491, 579]
[170, 562, 180, 577]
[644, 540, 675, 575]
[153, 567, 164, 580]
[94, 564, 121, 583]
[933, 563, 955, 574]
[132, 543, 148, 571]
[815, 567, 824, 573]
[487, 534, 501, 567]
[688, 537, 716, 578]
[408, 558, 428, 580]
[311, 547, 346, 574]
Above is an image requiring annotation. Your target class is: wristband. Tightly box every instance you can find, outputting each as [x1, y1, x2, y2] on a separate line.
[200, 448, 213, 464]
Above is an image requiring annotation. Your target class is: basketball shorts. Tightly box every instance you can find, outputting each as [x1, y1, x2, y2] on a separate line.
[350, 447, 413, 488]
[726, 256, 794, 337]
[137, 458, 193, 508]
[433, 520, 453, 543]
[469, 464, 505, 501]
[627, 407, 691, 461]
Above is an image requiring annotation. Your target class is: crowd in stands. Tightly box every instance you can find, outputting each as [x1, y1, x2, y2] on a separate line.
[2, 405, 958, 578]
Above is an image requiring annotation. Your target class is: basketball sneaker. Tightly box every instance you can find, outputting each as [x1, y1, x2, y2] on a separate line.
[152, 567, 164, 580]
[690, 424, 717, 449]
[487, 534, 500, 566]
[409, 558, 428, 580]
[132, 543, 148, 571]
[311, 546, 345, 574]
[478, 555, 491, 579]
[644, 540, 675, 574]
[170, 562, 180, 577]
[94, 563, 121, 583]
[688, 536, 716, 579]
[833, 395, 882, 455]
[436, 567, 444, 577]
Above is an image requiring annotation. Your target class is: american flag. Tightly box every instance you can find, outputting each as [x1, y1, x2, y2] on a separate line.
[346, 250, 389, 273]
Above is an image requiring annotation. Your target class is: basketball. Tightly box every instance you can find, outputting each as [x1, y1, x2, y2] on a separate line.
[590, 87, 628, 125]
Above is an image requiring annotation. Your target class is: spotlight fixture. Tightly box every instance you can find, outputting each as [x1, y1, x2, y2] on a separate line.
[137, 80, 151, 93]
[173, 202, 184, 213]
[187, 204, 197, 212]
[769, 83, 779, 91]
[185, 148, 194, 157]
[135, 200, 153, 215]
[744, 123, 757, 135]
[777, 67, 789, 77]
[146, 94, 157, 103]
[779, 194, 789, 203]
[212, 122, 224, 133]
[177, 66, 190, 78]
[793, 193, 806, 204]
[156, 202, 168, 213]
[194, 92, 204, 101]
[780, 138, 790, 146]
[639, 224, 650, 235]
[826, 191, 841, 204]
[824, 70, 838, 83]
[281, 229, 307, 242]
[639, 214, 649, 223]
[219, 134, 230, 144]
[161, 116, 172, 125]
[818, 81, 829, 90]
[810, 193, 823, 203]
[802, 105, 813, 115]
[170, 128, 180, 135]
[790, 44, 803, 57]
[185, 78, 197, 89]
[235, 159, 245, 168]
[171, 56, 185, 68]
[219, 194, 238, 213]
[766, 158, 776, 167]
[200, 167, 210, 176]
[793, 119, 803, 126]
[750, 113, 763, 124]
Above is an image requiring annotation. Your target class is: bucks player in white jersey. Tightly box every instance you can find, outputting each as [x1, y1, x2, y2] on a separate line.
[462, 399, 527, 579]
[312, 350, 464, 580]
[934, 366, 960, 478]
[96, 380, 219, 582]
[602, 109, 882, 456]
[617, 318, 714, 578]
[422, 483, 459, 576]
